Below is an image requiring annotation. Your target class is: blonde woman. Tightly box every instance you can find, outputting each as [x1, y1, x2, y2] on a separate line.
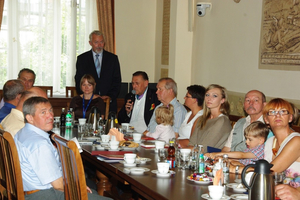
[185, 84, 232, 152]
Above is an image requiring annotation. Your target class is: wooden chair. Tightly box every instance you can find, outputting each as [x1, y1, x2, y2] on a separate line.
[51, 134, 88, 200]
[66, 86, 78, 98]
[0, 129, 24, 200]
[37, 86, 53, 97]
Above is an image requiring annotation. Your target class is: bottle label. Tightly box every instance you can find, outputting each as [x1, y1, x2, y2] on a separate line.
[199, 162, 205, 173]
[167, 160, 175, 169]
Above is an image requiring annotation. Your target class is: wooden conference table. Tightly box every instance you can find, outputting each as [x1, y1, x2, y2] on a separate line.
[57, 127, 244, 200]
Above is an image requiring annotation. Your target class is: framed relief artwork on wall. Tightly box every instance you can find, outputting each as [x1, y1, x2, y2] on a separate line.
[259, 0, 300, 71]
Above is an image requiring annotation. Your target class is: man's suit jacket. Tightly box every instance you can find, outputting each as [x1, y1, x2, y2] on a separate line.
[117, 88, 160, 126]
[75, 49, 121, 112]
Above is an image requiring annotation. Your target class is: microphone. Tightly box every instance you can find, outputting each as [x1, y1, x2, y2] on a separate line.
[129, 90, 136, 103]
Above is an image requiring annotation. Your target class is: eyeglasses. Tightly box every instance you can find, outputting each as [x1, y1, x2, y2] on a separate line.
[267, 109, 289, 116]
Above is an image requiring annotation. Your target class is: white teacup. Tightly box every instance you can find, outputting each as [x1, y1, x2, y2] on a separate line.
[157, 162, 170, 174]
[124, 153, 137, 164]
[180, 148, 191, 155]
[155, 141, 165, 152]
[121, 123, 129, 130]
[101, 135, 110, 143]
[132, 133, 142, 142]
[208, 185, 224, 200]
[78, 118, 86, 125]
[110, 141, 119, 150]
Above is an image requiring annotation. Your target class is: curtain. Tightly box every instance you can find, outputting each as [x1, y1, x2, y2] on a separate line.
[96, 0, 115, 53]
[0, 0, 98, 93]
[0, 0, 4, 31]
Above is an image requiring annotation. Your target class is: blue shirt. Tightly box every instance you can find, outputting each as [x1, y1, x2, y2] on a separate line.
[14, 123, 62, 191]
[0, 102, 15, 122]
[147, 97, 187, 133]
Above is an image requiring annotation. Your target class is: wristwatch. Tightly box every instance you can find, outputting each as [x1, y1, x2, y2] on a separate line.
[235, 165, 240, 174]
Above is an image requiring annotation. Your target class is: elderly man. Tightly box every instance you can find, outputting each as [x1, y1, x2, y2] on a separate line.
[14, 97, 111, 200]
[118, 71, 160, 133]
[0, 79, 25, 122]
[222, 90, 269, 152]
[1, 87, 47, 137]
[75, 30, 121, 112]
[144, 77, 187, 136]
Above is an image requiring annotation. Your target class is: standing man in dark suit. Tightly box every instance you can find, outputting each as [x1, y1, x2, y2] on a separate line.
[75, 30, 121, 112]
[118, 71, 160, 133]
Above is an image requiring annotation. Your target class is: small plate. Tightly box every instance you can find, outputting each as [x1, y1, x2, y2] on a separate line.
[130, 167, 149, 175]
[186, 176, 213, 184]
[83, 137, 99, 141]
[227, 183, 247, 192]
[95, 145, 105, 150]
[119, 161, 137, 167]
[136, 158, 151, 164]
[201, 194, 230, 200]
[230, 194, 248, 200]
[151, 170, 175, 178]
[234, 179, 242, 183]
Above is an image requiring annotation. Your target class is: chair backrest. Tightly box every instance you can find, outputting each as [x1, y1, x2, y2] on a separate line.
[66, 87, 78, 98]
[103, 97, 110, 120]
[0, 129, 24, 200]
[37, 86, 53, 97]
[51, 134, 88, 200]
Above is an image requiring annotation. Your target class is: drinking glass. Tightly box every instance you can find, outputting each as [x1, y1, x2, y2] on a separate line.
[180, 153, 190, 169]
[158, 148, 167, 162]
[274, 172, 284, 185]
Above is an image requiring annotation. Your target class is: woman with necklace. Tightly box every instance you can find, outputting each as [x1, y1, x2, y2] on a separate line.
[69, 74, 105, 120]
[186, 84, 232, 152]
[263, 98, 300, 188]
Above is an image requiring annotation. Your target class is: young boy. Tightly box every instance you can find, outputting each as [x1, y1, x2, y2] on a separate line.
[205, 121, 269, 165]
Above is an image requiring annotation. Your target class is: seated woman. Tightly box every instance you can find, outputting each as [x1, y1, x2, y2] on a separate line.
[69, 74, 105, 120]
[264, 98, 300, 188]
[231, 98, 300, 189]
[180, 84, 232, 152]
[177, 85, 206, 146]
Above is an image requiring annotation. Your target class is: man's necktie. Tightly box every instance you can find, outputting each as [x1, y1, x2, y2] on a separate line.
[95, 54, 101, 78]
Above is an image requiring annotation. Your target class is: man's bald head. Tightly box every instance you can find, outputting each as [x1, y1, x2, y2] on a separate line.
[16, 87, 48, 111]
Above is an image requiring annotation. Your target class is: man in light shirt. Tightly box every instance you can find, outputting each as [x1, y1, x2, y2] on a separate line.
[144, 77, 187, 137]
[222, 90, 271, 152]
[14, 97, 111, 200]
[118, 71, 160, 133]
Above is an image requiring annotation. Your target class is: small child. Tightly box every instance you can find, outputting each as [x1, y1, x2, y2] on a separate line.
[143, 104, 176, 143]
[205, 121, 269, 165]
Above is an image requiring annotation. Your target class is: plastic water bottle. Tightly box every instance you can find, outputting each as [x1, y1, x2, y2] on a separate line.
[198, 153, 205, 174]
[65, 109, 72, 128]
[222, 154, 230, 185]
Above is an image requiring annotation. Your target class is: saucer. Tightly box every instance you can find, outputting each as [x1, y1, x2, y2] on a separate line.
[84, 137, 99, 141]
[230, 194, 248, 199]
[136, 158, 151, 164]
[151, 170, 175, 178]
[129, 167, 150, 175]
[119, 161, 137, 167]
[201, 194, 230, 200]
[95, 145, 105, 150]
[227, 183, 247, 192]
